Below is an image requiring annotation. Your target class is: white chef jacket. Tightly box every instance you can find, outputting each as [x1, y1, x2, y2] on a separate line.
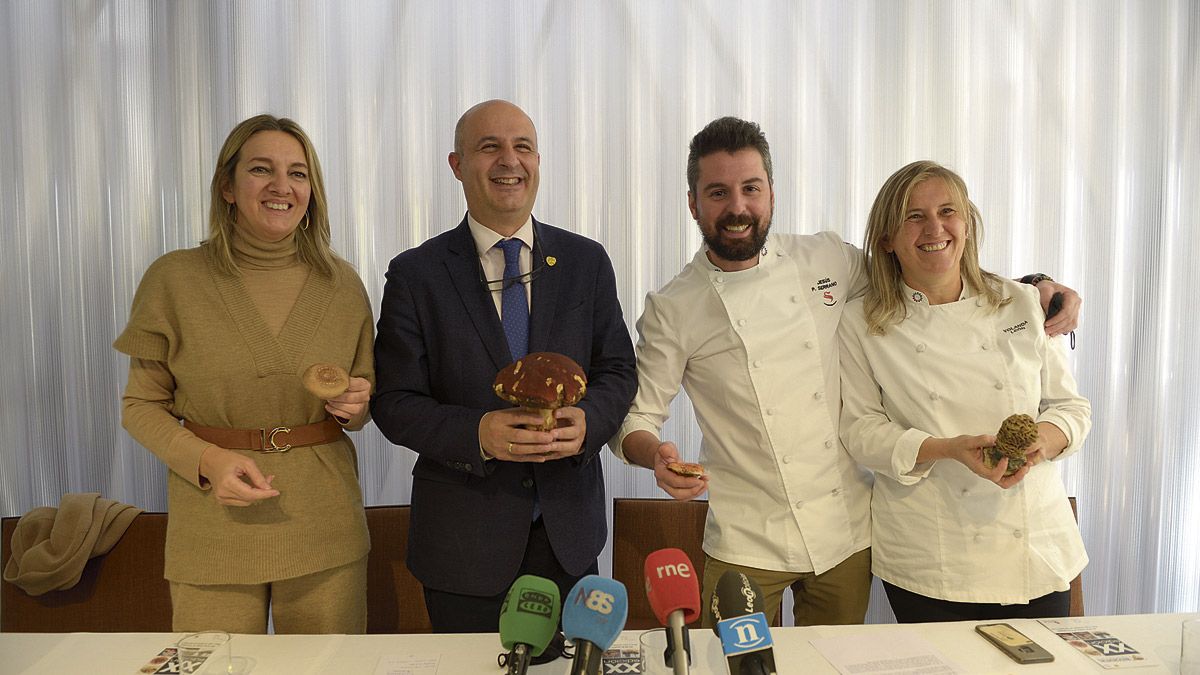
[838, 278, 1090, 604]
[613, 232, 873, 574]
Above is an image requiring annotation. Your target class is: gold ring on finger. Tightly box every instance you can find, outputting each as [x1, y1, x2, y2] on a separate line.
[507, 441, 513, 453]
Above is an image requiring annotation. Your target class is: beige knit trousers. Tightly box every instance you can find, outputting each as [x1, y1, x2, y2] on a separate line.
[169, 555, 367, 634]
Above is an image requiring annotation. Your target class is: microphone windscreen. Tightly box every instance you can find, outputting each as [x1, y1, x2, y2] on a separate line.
[716, 611, 776, 657]
[562, 575, 629, 650]
[643, 548, 702, 625]
[709, 570, 765, 631]
[499, 574, 561, 656]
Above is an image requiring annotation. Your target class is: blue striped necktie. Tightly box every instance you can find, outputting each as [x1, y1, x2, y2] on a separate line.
[495, 238, 540, 520]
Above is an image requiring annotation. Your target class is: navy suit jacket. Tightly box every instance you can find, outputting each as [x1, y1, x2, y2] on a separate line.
[371, 216, 636, 596]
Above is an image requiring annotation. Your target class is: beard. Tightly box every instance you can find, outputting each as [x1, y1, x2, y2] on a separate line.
[702, 211, 771, 263]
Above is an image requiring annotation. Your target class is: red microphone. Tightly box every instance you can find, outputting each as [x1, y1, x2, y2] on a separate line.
[643, 548, 701, 675]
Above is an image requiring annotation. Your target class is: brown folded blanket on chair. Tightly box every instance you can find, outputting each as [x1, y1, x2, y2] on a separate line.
[3, 492, 143, 596]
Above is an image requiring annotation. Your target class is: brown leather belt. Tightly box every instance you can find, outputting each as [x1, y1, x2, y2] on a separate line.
[184, 417, 343, 453]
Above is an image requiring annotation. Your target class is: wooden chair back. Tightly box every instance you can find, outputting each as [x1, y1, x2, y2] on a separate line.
[364, 505, 431, 633]
[1, 512, 172, 632]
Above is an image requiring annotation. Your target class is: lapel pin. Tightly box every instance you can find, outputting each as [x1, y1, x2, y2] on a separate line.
[546, 256, 557, 267]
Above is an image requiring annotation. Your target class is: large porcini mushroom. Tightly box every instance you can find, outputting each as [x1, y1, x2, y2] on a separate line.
[493, 352, 587, 431]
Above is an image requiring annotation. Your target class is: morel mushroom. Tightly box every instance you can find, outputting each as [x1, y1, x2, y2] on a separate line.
[493, 352, 587, 431]
[984, 413, 1039, 476]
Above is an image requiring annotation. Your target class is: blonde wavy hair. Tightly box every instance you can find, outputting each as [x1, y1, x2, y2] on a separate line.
[205, 114, 338, 278]
[863, 160, 1009, 335]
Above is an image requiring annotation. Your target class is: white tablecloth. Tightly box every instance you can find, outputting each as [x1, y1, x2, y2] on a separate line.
[1, 612, 1195, 674]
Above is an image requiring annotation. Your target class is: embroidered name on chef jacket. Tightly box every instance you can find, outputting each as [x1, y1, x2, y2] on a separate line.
[811, 277, 840, 306]
[1003, 320, 1030, 335]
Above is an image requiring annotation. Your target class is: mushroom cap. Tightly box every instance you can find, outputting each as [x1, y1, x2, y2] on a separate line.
[996, 413, 1039, 451]
[984, 413, 1038, 475]
[302, 363, 350, 399]
[666, 462, 706, 478]
[493, 352, 587, 409]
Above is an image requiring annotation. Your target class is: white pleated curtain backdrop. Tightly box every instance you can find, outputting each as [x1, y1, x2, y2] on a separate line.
[1, 0, 1197, 621]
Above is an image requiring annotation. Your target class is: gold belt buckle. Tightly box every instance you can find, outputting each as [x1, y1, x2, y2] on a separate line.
[262, 426, 292, 453]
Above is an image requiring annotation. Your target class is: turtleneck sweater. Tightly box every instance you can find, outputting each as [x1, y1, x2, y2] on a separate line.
[231, 226, 309, 330]
[115, 230, 374, 584]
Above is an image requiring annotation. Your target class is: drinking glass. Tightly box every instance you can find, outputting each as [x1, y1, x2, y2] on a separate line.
[176, 631, 254, 674]
[1182, 618, 1200, 675]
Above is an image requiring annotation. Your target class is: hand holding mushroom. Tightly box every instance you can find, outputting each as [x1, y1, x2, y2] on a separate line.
[302, 363, 371, 423]
[486, 353, 589, 461]
[983, 414, 1039, 476]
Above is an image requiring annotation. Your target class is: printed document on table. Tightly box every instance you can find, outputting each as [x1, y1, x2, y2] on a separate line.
[810, 631, 966, 674]
[1039, 618, 1157, 669]
[373, 654, 440, 675]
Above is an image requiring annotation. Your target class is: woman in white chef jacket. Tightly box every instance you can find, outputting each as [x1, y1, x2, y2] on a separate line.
[837, 160, 1091, 622]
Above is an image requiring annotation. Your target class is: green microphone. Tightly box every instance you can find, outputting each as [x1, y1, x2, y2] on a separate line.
[498, 574, 561, 675]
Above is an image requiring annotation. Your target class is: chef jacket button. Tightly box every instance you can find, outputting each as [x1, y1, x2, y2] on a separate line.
[766, 408, 776, 416]
[521, 478, 534, 489]
[974, 534, 983, 543]
[792, 295, 802, 303]
[782, 455, 792, 464]
[961, 489, 969, 496]
[976, 298, 984, 307]
[793, 501, 804, 509]
[929, 392, 940, 401]
[981, 343, 989, 350]
[804, 341, 814, 349]
[916, 343, 926, 353]
[824, 440, 833, 449]
[831, 487, 842, 496]
[1013, 530, 1023, 539]
[753, 360, 762, 368]
[463, 463, 473, 472]
[714, 276, 723, 283]
[737, 319, 747, 327]
[994, 382, 1004, 390]
[813, 391, 824, 401]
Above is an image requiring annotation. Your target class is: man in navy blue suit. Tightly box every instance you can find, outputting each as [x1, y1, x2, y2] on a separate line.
[371, 100, 637, 633]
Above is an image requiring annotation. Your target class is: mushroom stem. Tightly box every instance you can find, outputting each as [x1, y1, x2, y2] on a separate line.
[522, 407, 555, 432]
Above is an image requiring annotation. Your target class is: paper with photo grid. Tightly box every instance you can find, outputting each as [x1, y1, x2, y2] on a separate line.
[1039, 618, 1157, 669]
[602, 638, 642, 673]
[135, 645, 214, 674]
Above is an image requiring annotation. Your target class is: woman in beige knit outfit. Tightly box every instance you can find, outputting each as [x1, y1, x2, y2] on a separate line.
[115, 115, 374, 633]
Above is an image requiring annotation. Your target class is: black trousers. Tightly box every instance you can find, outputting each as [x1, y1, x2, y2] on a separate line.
[422, 517, 598, 633]
[883, 580, 1071, 623]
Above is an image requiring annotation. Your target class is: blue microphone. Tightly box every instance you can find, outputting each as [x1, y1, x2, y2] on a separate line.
[562, 575, 629, 675]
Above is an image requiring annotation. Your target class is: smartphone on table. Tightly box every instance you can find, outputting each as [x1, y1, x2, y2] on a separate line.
[975, 622, 1055, 664]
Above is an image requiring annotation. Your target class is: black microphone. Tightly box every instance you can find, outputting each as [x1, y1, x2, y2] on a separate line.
[709, 571, 778, 675]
